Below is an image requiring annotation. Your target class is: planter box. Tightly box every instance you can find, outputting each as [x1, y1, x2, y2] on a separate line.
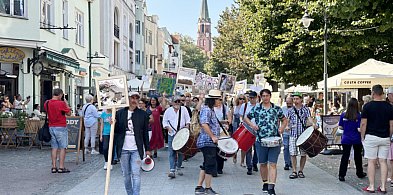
[0, 118, 17, 127]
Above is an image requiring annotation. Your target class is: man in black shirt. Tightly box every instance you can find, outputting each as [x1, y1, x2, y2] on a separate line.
[360, 84, 393, 193]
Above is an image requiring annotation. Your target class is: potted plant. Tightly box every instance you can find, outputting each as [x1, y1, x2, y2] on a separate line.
[13, 110, 28, 132]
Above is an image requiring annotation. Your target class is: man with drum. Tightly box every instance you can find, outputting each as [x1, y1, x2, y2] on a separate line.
[162, 96, 191, 178]
[239, 91, 260, 175]
[243, 89, 287, 195]
[287, 92, 316, 179]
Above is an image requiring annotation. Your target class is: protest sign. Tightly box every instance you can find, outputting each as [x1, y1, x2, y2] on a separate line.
[177, 67, 197, 85]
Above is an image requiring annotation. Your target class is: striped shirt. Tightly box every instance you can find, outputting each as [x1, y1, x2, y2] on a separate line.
[287, 105, 311, 137]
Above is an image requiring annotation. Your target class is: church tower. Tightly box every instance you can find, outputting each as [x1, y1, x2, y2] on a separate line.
[197, 0, 212, 55]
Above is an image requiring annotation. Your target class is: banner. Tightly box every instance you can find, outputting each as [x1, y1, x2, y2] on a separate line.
[157, 77, 176, 97]
[177, 67, 197, 85]
[218, 73, 236, 93]
[234, 79, 247, 94]
[321, 115, 341, 145]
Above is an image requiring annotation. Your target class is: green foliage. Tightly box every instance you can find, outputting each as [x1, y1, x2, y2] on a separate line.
[180, 35, 209, 73]
[213, 0, 393, 86]
[14, 110, 28, 130]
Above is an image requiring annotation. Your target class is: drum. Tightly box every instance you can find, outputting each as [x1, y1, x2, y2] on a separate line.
[217, 137, 239, 159]
[172, 128, 199, 159]
[232, 123, 256, 151]
[260, 137, 282, 147]
[296, 126, 328, 158]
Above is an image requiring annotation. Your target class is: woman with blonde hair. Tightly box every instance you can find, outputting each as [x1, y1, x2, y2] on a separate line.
[232, 94, 247, 163]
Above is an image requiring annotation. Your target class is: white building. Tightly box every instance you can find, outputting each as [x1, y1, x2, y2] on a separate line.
[100, 0, 136, 80]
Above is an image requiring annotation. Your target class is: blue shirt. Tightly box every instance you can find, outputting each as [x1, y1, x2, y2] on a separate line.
[82, 103, 100, 127]
[101, 112, 112, 135]
[247, 103, 284, 142]
[339, 112, 361, 144]
[197, 106, 220, 148]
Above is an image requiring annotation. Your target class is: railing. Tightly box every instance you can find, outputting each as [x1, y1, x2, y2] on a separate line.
[114, 25, 120, 38]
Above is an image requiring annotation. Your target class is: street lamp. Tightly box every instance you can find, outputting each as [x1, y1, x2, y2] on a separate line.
[87, 0, 94, 93]
[301, 8, 329, 115]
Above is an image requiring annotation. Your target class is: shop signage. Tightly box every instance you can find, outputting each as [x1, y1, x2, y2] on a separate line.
[0, 47, 25, 63]
[45, 52, 80, 69]
[342, 80, 372, 86]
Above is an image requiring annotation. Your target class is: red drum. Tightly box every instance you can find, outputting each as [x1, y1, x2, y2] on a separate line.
[232, 123, 256, 151]
[172, 128, 199, 159]
[296, 127, 328, 158]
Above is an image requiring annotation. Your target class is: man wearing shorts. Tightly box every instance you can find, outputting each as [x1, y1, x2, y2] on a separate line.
[287, 92, 315, 179]
[44, 88, 71, 173]
[244, 89, 287, 195]
[361, 84, 393, 193]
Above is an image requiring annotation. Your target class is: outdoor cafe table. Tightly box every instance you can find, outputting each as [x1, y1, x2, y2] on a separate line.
[0, 118, 18, 148]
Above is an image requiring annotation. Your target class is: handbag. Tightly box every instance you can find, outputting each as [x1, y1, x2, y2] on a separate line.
[38, 101, 51, 142]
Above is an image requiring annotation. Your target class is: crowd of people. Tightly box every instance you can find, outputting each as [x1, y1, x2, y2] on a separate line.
[38, 83, 393, 195]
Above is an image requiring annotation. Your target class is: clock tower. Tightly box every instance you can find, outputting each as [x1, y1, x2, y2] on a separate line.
[197, 0, 212, 55]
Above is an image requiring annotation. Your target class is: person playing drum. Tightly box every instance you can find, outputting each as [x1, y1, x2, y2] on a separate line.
[162, 96, 191, 178]
[287, 92, 317, 179]
[194, 89, 222, 195]
[243, 89, 287, 195]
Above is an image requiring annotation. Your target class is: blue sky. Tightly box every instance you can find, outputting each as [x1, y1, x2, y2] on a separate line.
[146, 0, 234, 39]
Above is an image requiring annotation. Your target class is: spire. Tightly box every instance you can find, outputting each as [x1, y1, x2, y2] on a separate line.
[199, 0, 210, 22]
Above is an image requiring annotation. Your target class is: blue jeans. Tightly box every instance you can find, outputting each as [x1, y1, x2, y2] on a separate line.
[168, 135, 183, 171]
[246, 143, 258, 169]
[283, 133, 292, 167]
[49, 127, 68, 149]
[120, 150, 141, 195]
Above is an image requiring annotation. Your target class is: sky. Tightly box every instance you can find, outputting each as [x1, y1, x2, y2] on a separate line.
[146, 0, 235, 39]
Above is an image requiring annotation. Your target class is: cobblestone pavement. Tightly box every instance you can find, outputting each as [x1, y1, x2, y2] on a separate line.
[0, 146, 102, 195]
[64, 147, 362, 195]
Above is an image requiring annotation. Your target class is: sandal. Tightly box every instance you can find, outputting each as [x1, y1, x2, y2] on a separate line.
[298, 171, 305, 178]
[289, 172, 298, 179]
[51, 167, 57, 173]
[361, 187, 375, 193]
[377, 186, 387, 194]
[58, 168, 71, 173]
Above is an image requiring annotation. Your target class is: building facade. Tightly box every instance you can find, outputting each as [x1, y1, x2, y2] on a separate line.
[196, 0, 212, 55]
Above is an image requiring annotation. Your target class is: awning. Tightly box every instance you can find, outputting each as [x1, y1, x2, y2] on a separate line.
[44, 50, 80, 69]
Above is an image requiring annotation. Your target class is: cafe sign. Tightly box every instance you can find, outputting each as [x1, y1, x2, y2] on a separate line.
[0, 47, 25, 63]
[340, 78, 393, 88]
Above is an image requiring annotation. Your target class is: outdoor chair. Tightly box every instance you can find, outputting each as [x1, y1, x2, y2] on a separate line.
[16, 120, 41, 150]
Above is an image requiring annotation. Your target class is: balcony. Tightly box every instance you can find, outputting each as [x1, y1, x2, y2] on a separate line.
[114, 25, 120, 38]
[129, 40, 133, 49]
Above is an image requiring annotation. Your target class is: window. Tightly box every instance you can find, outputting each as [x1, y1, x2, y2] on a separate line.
[114, 42, 119, 66]
[148, 31, 152, 45]
[129, 23, 133, 49]
[142, 51, 145, 65]
[0, 0, 25, 17]
[136, 20, 140, 34]
[62, 0, 68, 39]
[41, 0, 54, 29]
[136, 50, 140, 64]
[75, 10, 84, 46]
[201, 24, 205, 33]
[129, 51, 133, 70]
[142, 22, 145, 36]
[114, 8, 119, 38]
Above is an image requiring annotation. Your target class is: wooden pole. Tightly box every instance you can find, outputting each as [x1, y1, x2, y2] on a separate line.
[104, 107, 116, 195]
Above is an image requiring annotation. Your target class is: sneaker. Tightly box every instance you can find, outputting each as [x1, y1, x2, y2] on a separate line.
[253, 164, 259, 172]
[205, 188, 219, 195]
[176, 168, 183, 176]
[268, 188, 276, 195]
[104, 162, 107, 170]
[247, 168, 252, 175]
[168, 171, 176, 178]
[217, 170, 223, 174]
[84, 149, 90, 154]
[284, 165, 290, 170]
[91, 149, 100, 155]
[195, 186, 205, 194]
[262, 183, 268, 193]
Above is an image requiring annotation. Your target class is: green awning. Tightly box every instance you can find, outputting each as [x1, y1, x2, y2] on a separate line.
[78, 67, 87, 72]
[44, 50, 80, 69]
[93, 71, 101, 77]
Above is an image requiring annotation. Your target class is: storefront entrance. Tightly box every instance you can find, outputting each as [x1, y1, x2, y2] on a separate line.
[40, 74, 53, 111]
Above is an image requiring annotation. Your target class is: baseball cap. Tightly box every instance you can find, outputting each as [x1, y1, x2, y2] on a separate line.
[248, 91, 257, 98]
[128, 91, 140, 98]
[291, 92, 302, 98]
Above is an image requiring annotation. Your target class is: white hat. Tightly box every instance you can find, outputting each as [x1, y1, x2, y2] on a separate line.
[128, 91, 140, 98]
[205, 89, 222, 99]
[388, 86, 393, 94]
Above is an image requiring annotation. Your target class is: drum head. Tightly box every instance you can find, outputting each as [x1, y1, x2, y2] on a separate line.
[172, 128, 190, 151]
[296, 126, 314, 146]
[218, 138, 238, 153]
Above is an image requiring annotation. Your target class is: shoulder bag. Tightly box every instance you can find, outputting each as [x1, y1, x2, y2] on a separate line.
[38, 101, 51, 142]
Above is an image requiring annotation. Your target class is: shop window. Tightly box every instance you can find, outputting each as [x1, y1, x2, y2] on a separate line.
[41, 0, 54, 30]
[75, 9, 84, 46]
[0, 0, 26, 17]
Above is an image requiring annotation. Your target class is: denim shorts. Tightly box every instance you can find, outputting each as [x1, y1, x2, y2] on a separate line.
[199, 147, 217, 175]
[49, 127, 68, 149]
[255, 141, 280, 164]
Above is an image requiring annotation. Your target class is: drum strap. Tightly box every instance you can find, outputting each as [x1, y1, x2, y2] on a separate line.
[216, 115, 229, 136]
[176, 106, 182, 132]
[294, 108, 306, 130]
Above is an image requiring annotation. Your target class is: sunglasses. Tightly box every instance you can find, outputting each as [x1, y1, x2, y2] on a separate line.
[219, 99, 223, 101]
[174, 100, 181, 103]
[239, 98, 245, 100]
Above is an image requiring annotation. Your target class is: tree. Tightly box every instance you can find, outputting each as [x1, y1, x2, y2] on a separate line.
[205, 5, 262, 82]
[180, 35, 209, 73]
[238, 0, 393, 86]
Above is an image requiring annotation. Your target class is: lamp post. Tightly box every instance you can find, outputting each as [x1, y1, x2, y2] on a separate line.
[301, 9, 328, 115]
[87, 0, 94, 93]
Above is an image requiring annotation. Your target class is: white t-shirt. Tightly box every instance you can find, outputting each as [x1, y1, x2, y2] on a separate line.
[213, 105, 229, 121]
[123, 110, 137, 150]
